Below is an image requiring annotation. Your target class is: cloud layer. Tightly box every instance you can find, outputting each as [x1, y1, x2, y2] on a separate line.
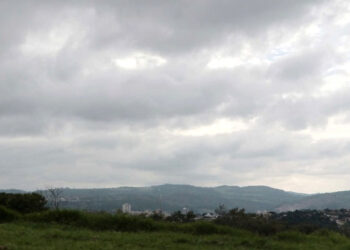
[1, 0, 350, 193]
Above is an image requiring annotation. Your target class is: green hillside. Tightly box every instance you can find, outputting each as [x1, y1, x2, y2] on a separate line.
[55, 184, 305, 212]
[277, 191, 350, 212]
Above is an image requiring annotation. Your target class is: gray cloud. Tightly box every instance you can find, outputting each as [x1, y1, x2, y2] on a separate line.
[1, 0, 350, 193]
[88, 0, 324, 54]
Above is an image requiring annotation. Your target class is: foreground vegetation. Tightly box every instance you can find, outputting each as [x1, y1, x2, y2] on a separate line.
[2, 221, 350, 250]
[2, 192, 350, 249]
[2, 209, 350, 249]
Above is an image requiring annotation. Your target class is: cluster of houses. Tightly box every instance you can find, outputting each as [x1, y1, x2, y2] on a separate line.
[120, 203, 350, 227]
[121, 203, 217, 220]
[257, 209, 350, 227]
[121, 203, 171, 217]
[323, 209, 350, 226]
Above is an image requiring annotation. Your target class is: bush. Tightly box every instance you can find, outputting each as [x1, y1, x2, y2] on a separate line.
[276, 231, 307, 242]
[215, 208, 283, 235]
[0, 193, 47, 214]
[293, 223, 319, 234]
[166, 210, 196, 223]
[272, 210, 337, 232]
[312, 229, 331, 237]
[167, 211, 185, 222]
[192, 222, 219, 235]
[26, 210, 157, 232]
[26, 209, 84, 224]
[0, 205, 20, 222]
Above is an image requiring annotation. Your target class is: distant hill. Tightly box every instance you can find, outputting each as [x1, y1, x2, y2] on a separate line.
[0, 189, 26, 194]
[8, 185, 350, 213]
[276, 191, 350, 212]
[55, 184, 305, 213]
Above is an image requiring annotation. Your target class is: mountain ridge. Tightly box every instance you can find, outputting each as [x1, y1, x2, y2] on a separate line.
[4, 184, 350, 213]
[43, 184, 306, 213]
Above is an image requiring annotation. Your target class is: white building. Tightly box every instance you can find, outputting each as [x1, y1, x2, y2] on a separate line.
[122, 203, 131, 213]
[182, 207, 189, 214]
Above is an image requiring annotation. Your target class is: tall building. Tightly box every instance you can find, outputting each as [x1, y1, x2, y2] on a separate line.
[122, 203, 131, 213]
[182, 207, 189, 214]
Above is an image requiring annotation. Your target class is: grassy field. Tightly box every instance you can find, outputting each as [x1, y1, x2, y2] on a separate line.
[1, 222, 350, 249]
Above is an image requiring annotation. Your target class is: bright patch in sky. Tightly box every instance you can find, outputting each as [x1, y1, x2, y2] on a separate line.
[206, 44, 267, 69]
[298, 114, 350, 140]
[113, 53, 166, 70]
[281, 92, 304, 101]
[173, 118, 255, 136]
[314, 66, 350, 97]
[20, 25, 75, 56]
[207, 56, 245, 69]
[262, 174, 350, 194]
[207, 55, 267, 69]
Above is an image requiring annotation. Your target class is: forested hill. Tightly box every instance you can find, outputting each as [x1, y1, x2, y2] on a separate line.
[276, 191, 350, 212]
[48, 184, 305, 213]
[0, 189, 26, 194]
[8, 185, 350, 213]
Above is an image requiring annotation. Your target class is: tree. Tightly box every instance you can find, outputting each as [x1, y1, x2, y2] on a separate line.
[150, 211, 164, 221]
[167, 210, 195, 223]
[167, 211, 185, 222]
[185, 210, 196, 222]
[46, 187, 64, 210]
[215, 204, 227, 216]
[0, 192, 47, 213]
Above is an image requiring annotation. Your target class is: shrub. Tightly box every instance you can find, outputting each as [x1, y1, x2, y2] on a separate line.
[215, 208, 283, 235]
[293, 223, 319, 234]
[276, 231, 307, 242]
[312, 229, 331, 237]
[0, 193, 47, 214]
[112, 214, 157, 232]
[0, 205, 20, 222]
[26, 210, 157, 232]
[166, 210, 196, 223]
[25, 209, 85, 225]
[192, 222, 219, 235]
[167, 211, 185, 222]
[273, 210, 337, 232]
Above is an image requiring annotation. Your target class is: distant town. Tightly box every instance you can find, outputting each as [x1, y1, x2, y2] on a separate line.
[121, 202, 218, 220]
[120, 202, 350, 228]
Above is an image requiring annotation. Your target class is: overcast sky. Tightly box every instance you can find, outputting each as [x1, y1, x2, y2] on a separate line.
[1, 0, 350, 193]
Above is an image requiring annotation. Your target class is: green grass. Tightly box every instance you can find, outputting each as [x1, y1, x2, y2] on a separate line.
[1, 222, 350, 249]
